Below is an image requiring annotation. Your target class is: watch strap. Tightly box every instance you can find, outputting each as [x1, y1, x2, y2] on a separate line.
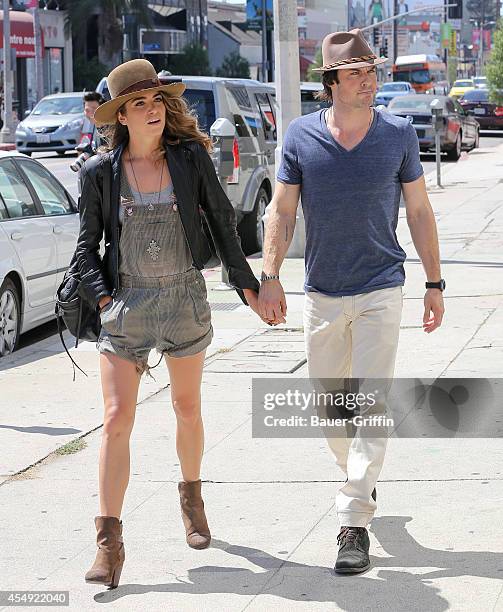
[261, 272, 280, 282]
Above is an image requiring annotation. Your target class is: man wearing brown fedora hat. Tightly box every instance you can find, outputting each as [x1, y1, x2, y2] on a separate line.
[259, 29, 444, 574]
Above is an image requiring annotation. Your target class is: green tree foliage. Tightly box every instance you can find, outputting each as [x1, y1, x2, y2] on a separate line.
[62, 0, 151, 62]
[215, 52, 251, 78]
[306, 48, 323, 82]
[73, 56, 109, 91]
[486, 20, 503, 104]
[168, 44, 212, 76]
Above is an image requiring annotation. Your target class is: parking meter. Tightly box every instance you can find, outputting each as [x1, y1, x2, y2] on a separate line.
[430, 98, 443, 130]
[208, 117, 236, 289]
[430, 98, 443, 187]
[209, 117, 236, 178]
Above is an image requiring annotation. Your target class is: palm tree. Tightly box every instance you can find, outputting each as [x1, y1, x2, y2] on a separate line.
[60, 0, 152, 68]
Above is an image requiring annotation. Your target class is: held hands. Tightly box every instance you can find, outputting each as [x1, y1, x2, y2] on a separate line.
[244, 286, 286, 326]
[423, 289, 444, 333]
[257, 280, 287, 326]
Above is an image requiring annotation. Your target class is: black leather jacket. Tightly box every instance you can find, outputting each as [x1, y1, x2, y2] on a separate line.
[75, 140, 260, 309]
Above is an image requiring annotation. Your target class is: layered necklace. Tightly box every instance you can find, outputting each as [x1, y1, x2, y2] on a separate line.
[128, 152, 165, 212]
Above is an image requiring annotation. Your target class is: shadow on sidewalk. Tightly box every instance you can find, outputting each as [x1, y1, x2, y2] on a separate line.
[87, 514, 502, 610]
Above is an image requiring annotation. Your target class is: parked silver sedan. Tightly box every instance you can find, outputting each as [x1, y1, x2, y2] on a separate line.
[0, 151, 79, 356]
[15, 93, 85, 157]
[387, 94, 480, 160]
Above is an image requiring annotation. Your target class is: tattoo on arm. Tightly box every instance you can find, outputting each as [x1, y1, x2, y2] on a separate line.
[285, 224, 288, 242]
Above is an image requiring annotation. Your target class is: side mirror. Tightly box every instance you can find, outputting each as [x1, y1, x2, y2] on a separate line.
[24, 109, 31, 118]
[210, 118, 236, 178]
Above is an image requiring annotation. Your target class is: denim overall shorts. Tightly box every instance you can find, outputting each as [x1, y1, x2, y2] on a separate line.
[97, 173, 213, 376]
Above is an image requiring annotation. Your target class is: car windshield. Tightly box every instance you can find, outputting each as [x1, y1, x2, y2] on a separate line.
[473, 78, 487, 85]
[381, 83, 409, 92]
[183, 89, 216, 133]
[394, 69, 431, 84]
[461, 89, 489, 101]
[454, 80, 473, 87]
[389, 96, 439, 111]
[32, 97, 83, 115]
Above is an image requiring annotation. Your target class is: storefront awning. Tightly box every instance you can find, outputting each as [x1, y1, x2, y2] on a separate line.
[0, 10, 36, 58]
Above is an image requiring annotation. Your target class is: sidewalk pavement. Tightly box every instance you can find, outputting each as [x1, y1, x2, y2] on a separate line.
[0, 143, 502, 611]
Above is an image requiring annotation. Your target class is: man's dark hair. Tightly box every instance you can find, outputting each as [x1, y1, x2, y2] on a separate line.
[84, 91, 105, 105]
[314, 70, 339, 102]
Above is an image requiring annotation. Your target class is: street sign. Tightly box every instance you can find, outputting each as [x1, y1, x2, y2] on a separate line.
[441, 22, 451, 49]
[247, 0, 273, 31]
[449, 29, 457, 55]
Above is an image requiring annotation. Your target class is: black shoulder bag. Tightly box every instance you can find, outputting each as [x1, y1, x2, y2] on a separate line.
[55, 155, 112, 379]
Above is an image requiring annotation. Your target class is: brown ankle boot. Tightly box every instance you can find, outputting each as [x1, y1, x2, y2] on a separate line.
[85, 516, 125, 589]
[178, 479, 211, 549]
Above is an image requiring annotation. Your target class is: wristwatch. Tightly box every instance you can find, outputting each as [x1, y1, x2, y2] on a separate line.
[425, 279, 446, 291]
[260, 272, 280, 282]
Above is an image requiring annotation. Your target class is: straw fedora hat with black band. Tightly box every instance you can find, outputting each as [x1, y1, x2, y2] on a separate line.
[93, 59, 186, 127]
[312, 29, 387, 73]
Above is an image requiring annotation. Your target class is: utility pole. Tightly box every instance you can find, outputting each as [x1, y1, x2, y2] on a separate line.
[479, 0, 485, 74]
[443, 0, 448, 67]
[272, 0, 304, 257]
[1, 0, 13, 143]
[29, 6, 44, 102]
[392, 0, 398, 62]
[261, 0, 267, 81]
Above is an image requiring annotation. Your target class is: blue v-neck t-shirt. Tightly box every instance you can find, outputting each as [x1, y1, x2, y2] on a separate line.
[277, 108, 424, 297]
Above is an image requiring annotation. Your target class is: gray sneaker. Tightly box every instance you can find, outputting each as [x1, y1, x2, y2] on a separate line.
[334, 526, 371, 574]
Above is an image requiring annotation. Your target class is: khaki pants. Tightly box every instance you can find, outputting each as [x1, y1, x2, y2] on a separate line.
[303, 286, 403, 527]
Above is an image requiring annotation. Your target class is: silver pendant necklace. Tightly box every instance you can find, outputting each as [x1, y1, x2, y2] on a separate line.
[128, 152, 165, 212]
[127, 152, 165, 260]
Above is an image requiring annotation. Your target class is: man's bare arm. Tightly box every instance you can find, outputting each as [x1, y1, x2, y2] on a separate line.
[262, 181, 301, 275]
[402, 175, 441, 281]
[402, 175, 445, 332]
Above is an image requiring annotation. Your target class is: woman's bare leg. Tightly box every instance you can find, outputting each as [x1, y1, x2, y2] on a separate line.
[98, 352, 141, 518]
[165, 350, 206, 482]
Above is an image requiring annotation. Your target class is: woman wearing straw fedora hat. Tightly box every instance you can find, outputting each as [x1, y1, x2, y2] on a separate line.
[78, 58, 264, 589]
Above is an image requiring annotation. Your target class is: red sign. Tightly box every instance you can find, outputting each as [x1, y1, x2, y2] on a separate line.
[0, 10, 36, 58]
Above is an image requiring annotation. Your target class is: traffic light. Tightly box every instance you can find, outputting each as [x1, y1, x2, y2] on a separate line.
[373, 28, 379, 47]
[448, 0, 462, 19]
[382, 37, 389, 57]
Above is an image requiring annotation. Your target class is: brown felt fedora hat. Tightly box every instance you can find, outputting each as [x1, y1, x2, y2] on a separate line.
[312, 28, 387, 73]
[93, 59, 186, 126]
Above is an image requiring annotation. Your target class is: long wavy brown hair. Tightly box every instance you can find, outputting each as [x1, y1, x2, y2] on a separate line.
[98, 90, 212, 157]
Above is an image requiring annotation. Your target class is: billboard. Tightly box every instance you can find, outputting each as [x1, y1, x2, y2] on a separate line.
[348, 0, 444, 29]
[247, 0, 273, 32]
[348, 0, 444, 56]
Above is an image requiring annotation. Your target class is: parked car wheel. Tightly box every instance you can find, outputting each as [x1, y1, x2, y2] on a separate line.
[0, 278, 21, 357]
[446, 131, 462, 161]
[238, 186, 269, 255]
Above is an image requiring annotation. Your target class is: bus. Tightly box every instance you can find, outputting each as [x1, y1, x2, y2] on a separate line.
[392, 54, 448, 94]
